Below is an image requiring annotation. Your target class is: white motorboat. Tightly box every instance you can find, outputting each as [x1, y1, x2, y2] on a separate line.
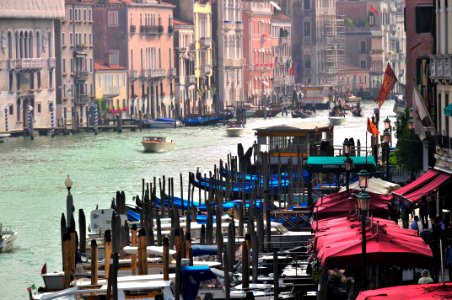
[328, 116, 345, 126]
[0, 133, 11, 143]
[225, 121, 245, 137]
[0, 223, 17, 253]
[141, 136, 175, 153]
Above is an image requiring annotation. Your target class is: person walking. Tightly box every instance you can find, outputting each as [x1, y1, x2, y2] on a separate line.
[410, 216, 420, 235]
[419, 196, 429, 229]
[418, 269, 434, 284]
[445, 241, 452, 282]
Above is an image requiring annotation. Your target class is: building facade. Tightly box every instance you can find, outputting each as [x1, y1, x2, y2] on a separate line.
[173, 18, 195, 117]
[271, 12, 294, 103]
[242, 0, 274, 106]
[93, 0, 176, 120]
[0, 1, 64, 133]
[55, 0, 95, 132]
[213, 0, 244, 110]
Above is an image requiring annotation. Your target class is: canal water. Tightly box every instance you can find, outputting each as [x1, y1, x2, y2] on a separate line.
[0, 100, 395, 298]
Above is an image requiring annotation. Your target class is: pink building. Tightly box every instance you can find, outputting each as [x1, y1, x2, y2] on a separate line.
[93, 0, 176, 119]
[242, 1, 275, 106]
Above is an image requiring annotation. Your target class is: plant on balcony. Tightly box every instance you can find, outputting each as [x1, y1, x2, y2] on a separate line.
[279, 28, 289, 38]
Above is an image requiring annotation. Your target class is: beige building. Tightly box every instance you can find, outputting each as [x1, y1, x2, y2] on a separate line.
[55, 0, 95, 131]
[213, 0, 244, 110]
[0, 1, 64, 133]
[174, 18, 195, 117]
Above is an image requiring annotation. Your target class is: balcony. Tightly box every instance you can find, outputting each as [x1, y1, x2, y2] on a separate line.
[224, 58, 244, 68]
[76, 71, 89, 81]
[235, 21, 243, 32]
[103, 86, 120, 98]
[15, 58, 45, 70]
[168, 26, 174, 34]
[141, 69, 149, 79]
[130, 25, 136, 34]
[140, 25, 160, 35]
[223, 20, 233, 31]
[303, 36, 311, 44]
[200, 37, 212, 48]
[168, 68, 176, 77]
[76, 94, 90, 105]
[202, 64, 211, 74]
[130, 70, 139, 81]
[150, 68, 166, 78]
[260, 34, 268, 42]
[48, 58, 56, 69]
[430, 55, 452, 81]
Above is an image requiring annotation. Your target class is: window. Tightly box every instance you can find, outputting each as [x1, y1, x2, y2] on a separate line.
[304, 21, 311, 36]
[70, 58, 73, 73]
[49, 69, 53, 89]
[9, 105, 13, 115]
[360, 41, 366, 53]
[90, 58, 93, 72]
[304, 0, 310, 10]
[361, 60, 366, 68]
[37, 71, 41, 90]
[37, 103, 41, 113]
[70, 33, 73, 45]
[69, 8, 73, 21]
[84, 9, 87, 21]
[415, 6, 434, 33]
[62, 32, 65, 46]
[88, 9, 92, 21]
[9, 72, 13, 92]
[89, 34, 92, 45]
[108, 11, 119, 27]
[63, 59, 66, 73]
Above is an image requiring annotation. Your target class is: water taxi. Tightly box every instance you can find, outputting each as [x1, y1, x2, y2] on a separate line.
[141, 136, 175, 153]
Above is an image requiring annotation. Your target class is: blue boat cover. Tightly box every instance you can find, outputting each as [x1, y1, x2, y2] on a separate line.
[181, 266, 217, 300]
[191, 245, 218, 256]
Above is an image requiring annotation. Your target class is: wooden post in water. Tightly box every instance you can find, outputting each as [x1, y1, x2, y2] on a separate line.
[223, 247, 231, 300]
[241, 240, 249, 289]
[156, 216, 162, 246]
[104, 230, 112, 280]
[131, 224, 138, 275]
[257, 211, 264, 253]
[163, 236, 170, 280]
[206, 200, 213, 245]
[112, 211, 120, 255]
[200, 224, 206, 245]
[60, 213, 66, 271]
[137, 228, 147, 275]
[266, 209, 271, 252]
[273, 250, 279, 300]
[175, 250, 181, 300]
[228, 220, 235, 272]
[238, 201, 244, 237]
[69, 224, 77, 283]
[90, 240, 98, 286]
[78, 209, 86, 258]
[185, 232, 193, 266]
[62, 232, 72, 288]
[149, 185, 155, 246]
[251, 231, 259, 283]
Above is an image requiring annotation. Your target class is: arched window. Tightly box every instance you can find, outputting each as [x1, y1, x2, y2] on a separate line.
[7, 31, 12, 59]
[24, 31, 28, 58]
[29, 31, 33, 58]
[36, 31, 40, 58]
[48, 31, 52, 57]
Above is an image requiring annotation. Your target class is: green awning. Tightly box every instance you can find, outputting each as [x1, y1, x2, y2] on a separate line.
[306, 156, 376, 172]
[444, 104, 452, 117]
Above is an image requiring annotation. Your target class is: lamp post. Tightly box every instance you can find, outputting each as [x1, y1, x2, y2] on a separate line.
[407, 118, 415, 179]
[343, 138, 352, 192]
[382, 130, 391, 180]
[64, 175, 74, 228]
[357, 169, 369, 290]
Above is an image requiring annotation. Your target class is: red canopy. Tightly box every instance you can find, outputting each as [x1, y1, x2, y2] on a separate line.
[314, 217, 432, 268]
[314, 190, 391, 220]
[356, 282, 452, 300]
[392, 169, 451, 202]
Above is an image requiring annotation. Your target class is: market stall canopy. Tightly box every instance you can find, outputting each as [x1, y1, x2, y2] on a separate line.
[392, 169, 451, 202]
[313, 190, 390, 220]
[356, 282, 452, 300]
[339, 177, 400, 195]
[306, 156, 376, 172]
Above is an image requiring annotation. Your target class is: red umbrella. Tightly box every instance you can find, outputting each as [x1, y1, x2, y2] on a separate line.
[356, 282, 452, 300]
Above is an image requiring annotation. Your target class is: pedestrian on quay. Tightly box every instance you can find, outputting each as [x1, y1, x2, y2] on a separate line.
[419, 196, 429, 229]
[418, 269, 434, 284]
[445, 240, 452, 282]
[428, 195, 437, 224]
[400, 201, 410, 229]
[410, 215, 419, 235]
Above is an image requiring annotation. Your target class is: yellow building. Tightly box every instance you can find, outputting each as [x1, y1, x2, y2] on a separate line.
[94, 61, 128, 117]
[194, 0, 213, 114]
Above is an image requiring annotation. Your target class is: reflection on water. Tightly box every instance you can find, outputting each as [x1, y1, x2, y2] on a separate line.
[0, 100, 395, 298]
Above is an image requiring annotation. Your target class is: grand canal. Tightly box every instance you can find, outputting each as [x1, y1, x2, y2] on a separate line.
[0, 100, 395, 298]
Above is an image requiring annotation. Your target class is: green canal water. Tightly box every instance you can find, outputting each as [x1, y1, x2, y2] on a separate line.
[0, 100, 395, 298]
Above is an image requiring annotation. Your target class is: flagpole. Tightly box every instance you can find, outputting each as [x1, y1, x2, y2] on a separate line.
[366, 131, 368, 167]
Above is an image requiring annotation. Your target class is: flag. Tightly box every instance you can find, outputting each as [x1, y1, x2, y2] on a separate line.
[41, 263, 47, 275]
[369, 4, 381, 16]
[367, 118, 380, 136]
[413, 85, 435, 140]
[413, 110, 427, 141]
[375, 63, 398, 109]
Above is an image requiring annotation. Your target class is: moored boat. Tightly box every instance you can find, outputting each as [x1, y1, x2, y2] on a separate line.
[0, 223, 17, 253]
[141, 136, 175, 153]
[0, 133, 11, 143]
[142, 118, 184, 128]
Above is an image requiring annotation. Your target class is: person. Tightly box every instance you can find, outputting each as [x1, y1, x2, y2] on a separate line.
[400, 201, 409, 229]
[419, 196, 429, 229]
[418, 269, 434, 284]
[445, 241, 452, 282]
[410, 216, 419, 234]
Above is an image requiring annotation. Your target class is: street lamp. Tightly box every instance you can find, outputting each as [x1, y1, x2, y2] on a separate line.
[64, 175, 74, 229]
[344, 156, 353, 192]
[357, 169, 369, 291]
[64, 175, 73, 194]
[383, 130, 391, 180]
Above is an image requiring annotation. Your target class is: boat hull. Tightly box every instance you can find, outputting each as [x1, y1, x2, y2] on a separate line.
[329, 116, 345, 126]
[226, 127, 245, 137]
[142, 142, 175, 153]
[0, 229, 17, 253]
[143, 119, 183, 128]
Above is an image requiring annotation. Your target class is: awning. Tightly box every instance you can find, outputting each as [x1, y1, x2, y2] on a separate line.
[445, 103, 452, 117]
[262, 81, 269, 86]
[392, 169, 451, 202]
[306, 156, 377, 172]
[270, 1, 281, 10]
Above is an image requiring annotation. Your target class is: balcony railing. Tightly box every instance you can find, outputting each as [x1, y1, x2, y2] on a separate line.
[150, 68, 166, 78]
[130, 70, 139, 81]
[303, 36, 311, 44]
[76, 71, 89, 81]
[15, 58, 45, 70]
[430, 55, 452, 81]
[200, 37, 212, 48]
[130, 25, 136, 33]
[76, 94, 90, 105]
[141, 69, 149, 79]
[224, 58, 244, 68]
[168, 25, 174, 34]
[168, 68, 176, 77]
[103, 86, 120, 98]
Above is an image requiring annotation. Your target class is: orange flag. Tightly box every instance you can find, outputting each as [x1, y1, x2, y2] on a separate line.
[375, 63, 398, 109]
[367, 118, 380, 136]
